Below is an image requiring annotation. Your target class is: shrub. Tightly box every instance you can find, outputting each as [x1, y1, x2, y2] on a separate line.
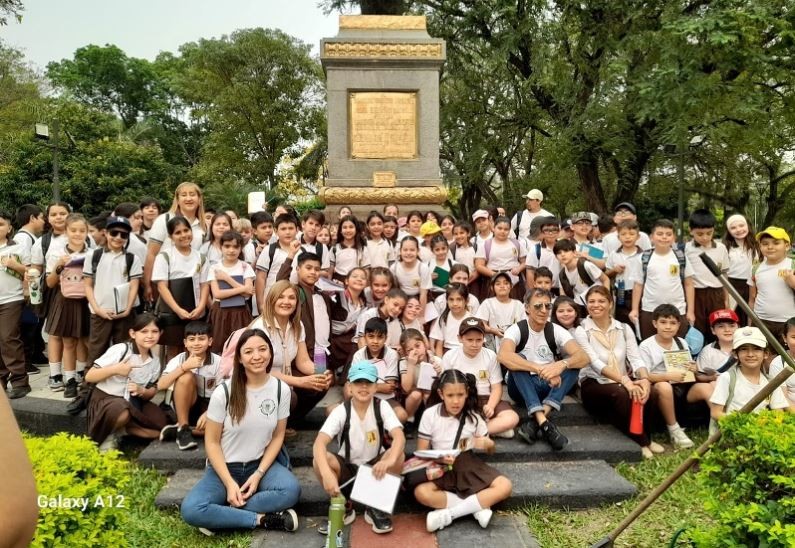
[25, 433, 131, 547]
[691, 411, 795, 547]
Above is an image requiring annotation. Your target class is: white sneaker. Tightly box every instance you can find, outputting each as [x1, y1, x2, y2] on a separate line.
[669, 427, 694, 449]
[426, 508, 453, 532]
[98, 433, 118, 453]
[473, 508, 492, 528]
[648, 441, 666, 453]
[493, 429, 514, 439]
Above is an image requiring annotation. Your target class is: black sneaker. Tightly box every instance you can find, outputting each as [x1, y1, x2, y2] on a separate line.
[160, 423, 179, 442]
[364, 507, 393, 534]
[539, 419, 568, 451]
[76, 370, 85, 385]
[516, 420, 539, 445]
[176, 425, 197, 450]
[64, 378, 78, 399]
[259, 509, 298, 532]
[404, 420, 416, 439]
[317, 503, 356, 535]
[48, 374, 64, 392]
[26, 363, 41, 375]
[7, 385, 32, 399]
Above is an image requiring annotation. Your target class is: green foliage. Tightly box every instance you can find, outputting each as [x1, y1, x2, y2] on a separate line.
[0, 0, 23, 25]
[25, 433, 131, 547]
[691, 411, 795, 547]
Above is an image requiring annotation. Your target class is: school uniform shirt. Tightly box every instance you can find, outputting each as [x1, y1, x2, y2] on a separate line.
[125, 233, 148, 268]
[31, 233, 67, 266]
[151, 248, 203, 308]
[511, 207, 553, 239]
[313, 292, 332, 358]
[684, 240, 729, 289]
[451, 244, 476, 273]
[366, 238, 394, 269]
[390, 261, 432, 297]
[331, 292, 366, 336]
[418, 402, 488, 451]
[441, 347, 502, 396]
[525, 243, 561, 288]
[503, 321, 573, 369]
[726, 245, 754, 280]
[627, 249, 695, 314]
[13, 229, 37, 260]
[574, 318, 645, 384]
[605, 247, 642, 291]
[83, 248, 143, 314]
[353, 307, 402, 347]
[748, 259, 795, 322]
[427, 293, 479, 324]
[207, 376, 291, 463]
[474, 238, 527, 285]
[560, 260, 604, 304]
[601, 231, 652, 255]
[206, 260, 255, 303]
[429, 313, 467, 351]
[93, 343, 161, 398]
[148, 212, 205, 252]
[769, 355, 795, 403]
[0, 240, 30, 305]
[242, 241, 257, 265]
[163, 352, 223, 399]
[471, 232, 492, 251]
[249, 317, 305, 375]
[637, 336, 690, 375]
[475, 298, 525, 352]
[350, 346, 400, 400]
[320, 398, 402, 465]
[696, 343, 733, 374]
[709, 369, 788, 413]
[419, 245, 435, 265]
[254, 243, 291, 295]
[295, 233, 332, 270]
[198, 242, 224, 278]
[330, 244, 371, 277]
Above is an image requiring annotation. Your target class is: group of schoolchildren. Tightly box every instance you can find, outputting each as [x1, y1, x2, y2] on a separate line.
[1, 183, 794, 537]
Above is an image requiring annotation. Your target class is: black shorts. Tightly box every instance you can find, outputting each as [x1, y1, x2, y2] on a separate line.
[333, 452, 386, 489]
[188, 397, 210, 426]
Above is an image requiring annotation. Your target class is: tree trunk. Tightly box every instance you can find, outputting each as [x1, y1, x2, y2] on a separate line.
[359, 0, 406, 15]
[576, 151, 608, 213]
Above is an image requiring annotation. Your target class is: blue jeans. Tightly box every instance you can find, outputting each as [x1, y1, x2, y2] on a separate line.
[181, 460, 301, 530]
[506, 368, 579, 415]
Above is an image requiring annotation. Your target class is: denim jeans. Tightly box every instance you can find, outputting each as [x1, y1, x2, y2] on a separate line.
[506, 368, 579, 415]
[181, 459, 301, 530]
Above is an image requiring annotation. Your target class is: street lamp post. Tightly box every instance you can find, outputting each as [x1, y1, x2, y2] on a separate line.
[34, 120, 61, 202]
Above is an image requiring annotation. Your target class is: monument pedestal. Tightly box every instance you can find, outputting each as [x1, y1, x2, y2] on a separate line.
[319, 15, 447, 216]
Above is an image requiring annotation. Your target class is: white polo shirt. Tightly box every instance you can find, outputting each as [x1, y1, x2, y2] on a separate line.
[83, 248, 143, 314]
[418, 403, 487, 451]
[441, 347, 502, 396]
[148, 213, 204, 252]
[320, 399, 402, 465]
[0, 240, 29, 305]
[94, 343, 161, 398]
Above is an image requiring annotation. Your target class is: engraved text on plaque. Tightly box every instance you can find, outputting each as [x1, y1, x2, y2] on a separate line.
[349, 92, 417, 159]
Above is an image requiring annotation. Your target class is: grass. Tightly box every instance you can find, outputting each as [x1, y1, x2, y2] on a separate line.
[122, 466, 252, 548]
[522, 430, 713, 547]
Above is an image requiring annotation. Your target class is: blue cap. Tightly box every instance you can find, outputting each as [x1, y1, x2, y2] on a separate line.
[348, 361, 378, 383]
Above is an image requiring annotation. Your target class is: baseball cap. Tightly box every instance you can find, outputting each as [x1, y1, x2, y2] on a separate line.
[106, 216, 132, 232]
[472, 209, 489, 222]
[525, 189, 543, 201]
[709, 309, 739, 326]
[614, 202, 637, 215]
[756, 226, 790, 244]
[490, 271, 512, 286]
[570, 211, 592, 223]
[732, 327, 767, 350]
[458, 317, 486, 336]
[420, 221, 442, 237]
[348, 361, 379, 383]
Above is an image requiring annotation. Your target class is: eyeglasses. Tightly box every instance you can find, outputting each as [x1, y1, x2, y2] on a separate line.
[542, 228, 560, 234]
[573, 219, 592, 225]
[108, 230, 130, 240]
[532, 302, 553, 310]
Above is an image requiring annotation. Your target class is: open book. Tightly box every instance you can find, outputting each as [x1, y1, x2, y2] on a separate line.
[663, 350, 696, 383]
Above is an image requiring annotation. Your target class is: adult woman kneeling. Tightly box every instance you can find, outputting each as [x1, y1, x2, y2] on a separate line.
[181, 328, 301, 532]
[574, 286, 663, 459]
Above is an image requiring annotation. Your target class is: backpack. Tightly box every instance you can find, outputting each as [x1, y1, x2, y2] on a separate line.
[640, 248, 686, 284]
[558, 258, 595, 299]
[341, 398, 390, 463]
[271, 240, 323, 268]
[723, 366, 770, 410]
[90, 248, 135, 282]
[513, 209, 528, 239]
[515, 319, 561, 361]
[66, 343, 131, 415]
[60, 260, 87, 299]
[484, 238, 522, 263]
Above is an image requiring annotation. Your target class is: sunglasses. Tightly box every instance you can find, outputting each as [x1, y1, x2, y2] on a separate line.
[532, 302, 553, 310]
[108, 230, 130, 240]
[542, 228, 560, 234]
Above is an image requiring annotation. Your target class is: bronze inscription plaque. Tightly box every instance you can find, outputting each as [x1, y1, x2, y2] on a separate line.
[349, 92, 417, 159]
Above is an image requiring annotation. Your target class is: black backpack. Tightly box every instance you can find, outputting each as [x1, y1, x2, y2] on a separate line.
[90, 248, 135, 281]
[558, 258, 595, 299]
[341, 399, 390, 462]
[515, 319, 562, 361]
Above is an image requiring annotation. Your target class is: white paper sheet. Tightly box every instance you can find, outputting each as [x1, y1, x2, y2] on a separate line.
[349, 465, 401, 515]
[413, 449, 461, 459]
[247, 191, 266, 214]
[416, 361, 437, 391]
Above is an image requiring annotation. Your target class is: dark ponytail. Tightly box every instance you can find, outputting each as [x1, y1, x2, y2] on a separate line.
[428, 369, 481, 424]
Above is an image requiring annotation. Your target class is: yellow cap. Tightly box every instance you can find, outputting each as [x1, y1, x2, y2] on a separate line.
[420, 221, 442, 237]
[756, 226, 790, 243]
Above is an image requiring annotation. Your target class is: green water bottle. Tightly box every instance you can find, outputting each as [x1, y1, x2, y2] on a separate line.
[325, 494, 346, 548]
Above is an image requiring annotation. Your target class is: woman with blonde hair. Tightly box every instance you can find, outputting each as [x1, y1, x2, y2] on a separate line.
[143, 182, 206, 302]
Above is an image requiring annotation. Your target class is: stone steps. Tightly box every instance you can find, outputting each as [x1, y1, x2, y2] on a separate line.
[137, 423, 641, 473]
[155, 460, 637, 515]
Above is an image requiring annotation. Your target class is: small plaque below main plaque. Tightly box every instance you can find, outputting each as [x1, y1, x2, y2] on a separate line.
[373, 171, 397, 187]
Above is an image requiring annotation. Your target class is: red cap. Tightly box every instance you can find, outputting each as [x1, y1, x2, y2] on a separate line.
[709, 309, 739, 326]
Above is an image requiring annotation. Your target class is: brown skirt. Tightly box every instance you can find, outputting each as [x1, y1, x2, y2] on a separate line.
[87, 387, 168, 444]
[208, 301, 252, 354]
[46, 291, 90, 338]
[432, 450, 501, 498]
[329, 330, 356, 374]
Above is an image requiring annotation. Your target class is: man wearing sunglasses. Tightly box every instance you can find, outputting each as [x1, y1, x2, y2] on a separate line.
[83, 216, 143, 383]
[497, 289, 588, 450]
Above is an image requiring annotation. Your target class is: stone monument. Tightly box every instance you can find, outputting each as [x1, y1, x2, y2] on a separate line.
[319, 15, 447, 217]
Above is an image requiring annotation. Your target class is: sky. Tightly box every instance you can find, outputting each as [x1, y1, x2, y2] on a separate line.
[1, 0, 348, 70]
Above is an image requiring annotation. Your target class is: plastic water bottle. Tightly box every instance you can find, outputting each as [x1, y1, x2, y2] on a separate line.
[325, 494, 346, 548]
[616, 278, 626, 307]
[27, 268, 42, 305]
[314, 347, 327, 374]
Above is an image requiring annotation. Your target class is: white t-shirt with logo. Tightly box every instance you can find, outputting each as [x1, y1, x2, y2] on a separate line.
[475, 298, 526, 352]
[320, 399, 402, 465]
[709, 369, 788, 413]
[207, 376, 291, 463]
[441, 347, 502, 396]
[0, 240, 29, 305]
[749, 258, 795, 322]
[418, 403, 487, 452]
[474, 238, 526, 284]
[502, 321, 573, 367]
[628, 249, 694, 314]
